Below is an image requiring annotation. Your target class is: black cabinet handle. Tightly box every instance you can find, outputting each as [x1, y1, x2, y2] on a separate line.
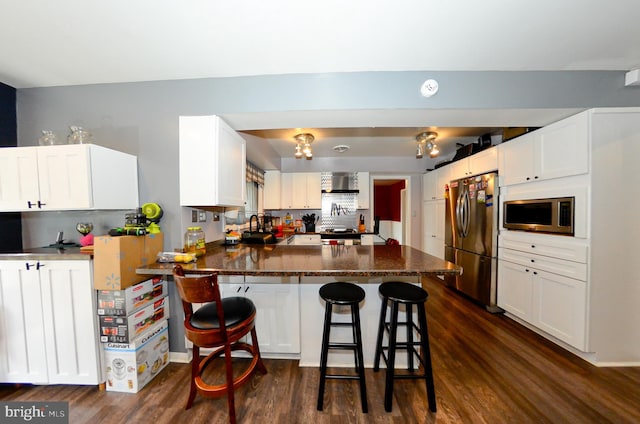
[36, 262, 45, 270]
[531, 259, 535, 263]
[38, 201, 46, 208]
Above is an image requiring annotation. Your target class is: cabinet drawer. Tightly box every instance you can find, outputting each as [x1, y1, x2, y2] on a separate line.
[499, 247, 587, 281]
[499, 232, 588, 263]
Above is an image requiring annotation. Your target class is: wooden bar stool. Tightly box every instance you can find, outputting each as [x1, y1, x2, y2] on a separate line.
[317, 282, 368, 413]
[172, 265, 267, 424]
[373, 281, 436, 413]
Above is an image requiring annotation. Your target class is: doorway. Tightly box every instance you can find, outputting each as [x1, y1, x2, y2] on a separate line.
[371, 176, 412, 245]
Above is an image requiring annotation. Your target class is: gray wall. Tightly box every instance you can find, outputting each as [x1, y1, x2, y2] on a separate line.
[14, 70, 640, 352]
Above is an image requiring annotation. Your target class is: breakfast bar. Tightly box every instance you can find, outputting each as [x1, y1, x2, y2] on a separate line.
[138, 242, 461, 368]
[137, 242, 461, 278]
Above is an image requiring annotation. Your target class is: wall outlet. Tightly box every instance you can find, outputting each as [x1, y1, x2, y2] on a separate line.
[191, 210, 198, 222]
[213, 214, 220, 222]
[198, 211, 207, 222]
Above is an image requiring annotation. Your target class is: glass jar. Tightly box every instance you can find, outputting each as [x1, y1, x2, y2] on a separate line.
[38, 130, 59, 146]
[67, 126, 93, 144]
[184, 226, 206, 257]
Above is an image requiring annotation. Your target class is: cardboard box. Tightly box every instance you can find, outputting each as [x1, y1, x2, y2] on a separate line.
[99, 296, 169, 343]
[97, 276, 167, 316]
[103, 319, 170, 393]
[94, 233, 164, 290]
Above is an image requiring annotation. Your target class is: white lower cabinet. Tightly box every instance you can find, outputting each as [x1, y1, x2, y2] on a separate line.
[422, 200, 445, 259]
[498, 238, 587, 351]
[0, 260, 102, 384]
[191, 276, 301, 357]
[243, 276, 300, 355]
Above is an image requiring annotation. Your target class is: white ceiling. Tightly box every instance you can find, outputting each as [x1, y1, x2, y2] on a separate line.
[2, 0, 639, 158]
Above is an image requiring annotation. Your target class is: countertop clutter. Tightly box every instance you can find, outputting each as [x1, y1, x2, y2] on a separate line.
[136, 241, 461, 278]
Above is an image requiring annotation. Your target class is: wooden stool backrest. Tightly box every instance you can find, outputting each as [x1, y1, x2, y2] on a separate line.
[172, 265, 225, 328]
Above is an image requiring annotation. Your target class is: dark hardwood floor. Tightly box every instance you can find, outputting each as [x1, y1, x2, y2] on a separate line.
[2, 276, 639, 423]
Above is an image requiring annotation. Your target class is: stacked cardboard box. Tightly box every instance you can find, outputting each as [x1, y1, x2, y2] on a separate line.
[94, 233, 164, 290]
[97, 275, 170, 392]
[103, 320, 170, 393]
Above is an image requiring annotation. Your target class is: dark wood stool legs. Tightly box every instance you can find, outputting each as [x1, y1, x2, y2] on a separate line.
[317, 282, 368, 413]
[374, 282, 436, 413]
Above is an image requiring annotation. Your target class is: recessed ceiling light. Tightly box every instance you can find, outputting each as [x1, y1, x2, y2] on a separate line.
[333, 145, 350, 153]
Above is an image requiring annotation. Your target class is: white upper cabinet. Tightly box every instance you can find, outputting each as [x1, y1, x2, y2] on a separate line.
[179, 115, 246, 207]
[0, 144, 138, 212]
[281, 172, 321, 209]
[423, 167, 450, 201]
[263, 170, 281, 210]
[499, 113, 589, 186]
[449, 146, 498, 180]
[357, 171, 370, 209]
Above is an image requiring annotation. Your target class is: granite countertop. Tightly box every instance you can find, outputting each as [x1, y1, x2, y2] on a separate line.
[137, 242, 461, 277]
[0, 246, 91, 261]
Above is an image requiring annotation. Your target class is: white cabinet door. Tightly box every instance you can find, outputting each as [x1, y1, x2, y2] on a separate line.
[533, 270, 586, 350]
[499, 112, 589, 187]
[0, 147, 40, 211]
[282, 173, 321, 209]
[448, 160, 469, 181]
[0, 145, 138, 211]
[424, 167, 451, 200]
[448, 147, 498, 180]
[0, 260, 48, 384]
[280, 173, 293, 209]
[498, 132, 538, 186]
[537, 112, 589, 182]
[37, 145, 93, 210]
[0, 260, 100, 385]
[179, 115, 247, 207]
[497, 259, 534, 321]
[39, 260, 102, 384]
[357, 171, 370, 209]
[304, 173, 322, 209]
[422, 200, 445, 259]
[216, 276, 300, 356]
[263, 170, 281, 210]
[467, 146, 498, 177]
[244, 277, 300, 355]
[498, 253, 587, 350]
[422, 171, 438, 201]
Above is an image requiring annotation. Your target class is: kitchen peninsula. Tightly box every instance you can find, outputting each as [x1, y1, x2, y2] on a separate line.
[137, 242, 460, 278]
[138, 242, 460, 367]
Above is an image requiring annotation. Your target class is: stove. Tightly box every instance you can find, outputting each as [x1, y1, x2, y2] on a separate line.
[320, 228, 361, 244]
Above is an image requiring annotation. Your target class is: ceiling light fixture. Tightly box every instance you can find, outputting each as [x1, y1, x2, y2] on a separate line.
[416, 131, 439, 158]
[333, 144, 350, 153]
[294, 133, 314, 160]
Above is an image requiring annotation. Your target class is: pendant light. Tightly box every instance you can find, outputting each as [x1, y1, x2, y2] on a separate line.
[294, 133, 314, 160]
[416, 131, 439, 158]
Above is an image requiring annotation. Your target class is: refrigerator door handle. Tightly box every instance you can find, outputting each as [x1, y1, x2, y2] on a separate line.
[463, 189, 471, 237]
[455, 187, 465, 237]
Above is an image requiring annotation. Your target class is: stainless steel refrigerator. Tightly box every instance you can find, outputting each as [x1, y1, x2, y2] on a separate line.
[444, 172, 500, 312]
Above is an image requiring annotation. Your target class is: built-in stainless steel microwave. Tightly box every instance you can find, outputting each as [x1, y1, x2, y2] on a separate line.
[503, 197, 574, 235]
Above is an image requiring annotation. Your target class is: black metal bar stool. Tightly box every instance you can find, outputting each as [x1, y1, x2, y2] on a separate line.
[373, 281, 436, 413]
[317, 282, 368, 413]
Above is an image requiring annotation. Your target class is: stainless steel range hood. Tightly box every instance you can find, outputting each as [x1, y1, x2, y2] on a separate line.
[322, 172, 359, 193]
